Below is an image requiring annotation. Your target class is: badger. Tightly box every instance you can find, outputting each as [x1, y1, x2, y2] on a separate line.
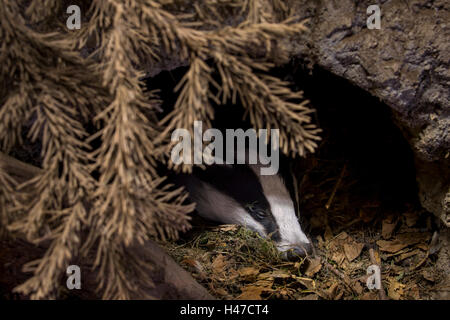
[176, 146, 313, 261]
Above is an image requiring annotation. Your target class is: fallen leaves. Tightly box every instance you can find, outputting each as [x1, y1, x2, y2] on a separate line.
[211, 254, 226, 273]
[326, 283, 342, 300]
[377, 232, 431, 253]
[381, 216, 398, 239]
[403, 212, 419, 227]
[260, 270, 290, 279]
[181, 258, 207, 279]
[237, 267, 319, 300]
[344, 242, 365, 262]
[213, 224, 239, 233]
[237, 285, 271, 300]
[238, 267, 260, 280]
[304, 257, 322, 277]
[237, 273, 277, 299]
[325, 232, 365, 266]
[406, 284, 420, 299]
[387, 277, 406, 300]
[377, 240, 407, 254]
[293, 276, 316, 290]
[396, 249, 420, 262]
[163, 204, 438, 301]
[422, 269, 435, 282]
[331, 251, 346, 266]
[397, 232, 431, 244]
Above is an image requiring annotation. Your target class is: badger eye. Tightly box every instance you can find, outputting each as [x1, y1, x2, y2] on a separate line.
[245, 201, 258, 212]
[245, 202, 268, 219]
[254, 210, 267, 219]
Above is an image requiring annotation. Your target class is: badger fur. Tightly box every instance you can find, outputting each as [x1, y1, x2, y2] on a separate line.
[177, 147, 313, 260]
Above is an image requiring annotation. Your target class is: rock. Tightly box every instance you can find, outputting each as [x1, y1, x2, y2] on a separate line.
[144, 0, 449, 226]
[285, 0, 449, 226]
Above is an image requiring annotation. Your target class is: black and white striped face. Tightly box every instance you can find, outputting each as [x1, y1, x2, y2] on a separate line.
[179, 160, 313, 260]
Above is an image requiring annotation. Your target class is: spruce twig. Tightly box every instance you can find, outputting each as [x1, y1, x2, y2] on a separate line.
[0, 0, 320, 299]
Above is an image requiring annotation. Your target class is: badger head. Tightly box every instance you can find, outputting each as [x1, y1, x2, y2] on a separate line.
[247, 166, 313, 260]
[182, 161, 313, 260]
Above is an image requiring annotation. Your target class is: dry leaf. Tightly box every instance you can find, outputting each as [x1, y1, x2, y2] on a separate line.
[396, 232, 431, 243]
[294, 276, 315, 290]
[227, 268, 240, 281]
[254, 279, 274, 287]
[422, 270, 435, 282]
[326, 283, 339, 299]
[181, 258, 200, 268]
[387, 278, 405, 300]
[344, 242, 364, 262]
[336, 232, 349, 240]
[214, 288, 229, 296]
[377, 240, 407, 253]
[353, 281, 364, 295]
[258, 270, 290, 280]
[381, 216, 397, 239]
[385, 247, 411, 258]
[404, 212, 419, 227]
[324, 226, 333, 242]
[237, 285, 266, 300]
[396, 249, 420, 262]
[215, 224, 239, 232]
[304, 257, 322, 277]
[316, 235, 325, 249]
[331, 251, 346, 266]
[416, 243, 429, 251]
[181, 258, 207, 278]
[211, 254, 226, 273]
[314, 289, 331, 299]
[238, 267, 260, 279]
[238, 280, 274, 300]
[406, 285, 420, 299]
[377, 232, 431, 253]
[334, 289, 344, 300]
[257, 272, 274, 280]
[270, 270, 291, 279]
[279, 288, 292, 298]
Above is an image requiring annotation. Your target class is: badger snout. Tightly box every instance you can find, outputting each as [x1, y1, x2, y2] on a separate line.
[278, 242, 314, 261]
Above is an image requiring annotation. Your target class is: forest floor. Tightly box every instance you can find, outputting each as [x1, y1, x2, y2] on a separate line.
[0, 151, 447, 300]
[161, 156, 446, 300]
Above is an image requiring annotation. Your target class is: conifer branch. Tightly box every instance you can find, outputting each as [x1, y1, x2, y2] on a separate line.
[0, 0, 320, 299]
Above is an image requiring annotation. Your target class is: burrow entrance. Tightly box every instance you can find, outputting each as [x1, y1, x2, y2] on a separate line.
[148, 60, 422, 226]
[151, 61, 441, 300]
